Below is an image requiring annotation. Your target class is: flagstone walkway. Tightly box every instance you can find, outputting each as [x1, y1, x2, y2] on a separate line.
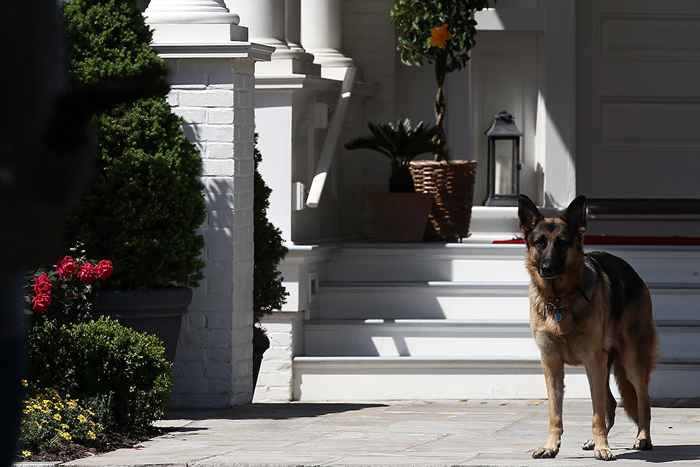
[64, 400, 700, 466]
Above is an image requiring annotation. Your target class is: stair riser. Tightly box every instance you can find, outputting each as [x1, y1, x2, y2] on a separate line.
[305, 325, 700, 361]
[293, 362, 700, 401]
[326, 248, 700, 284]
[319, 288, 700, 321]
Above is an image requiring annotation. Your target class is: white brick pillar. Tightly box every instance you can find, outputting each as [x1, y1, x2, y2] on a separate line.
[301, 0, 353, 79]
[146, 1, 273, 408]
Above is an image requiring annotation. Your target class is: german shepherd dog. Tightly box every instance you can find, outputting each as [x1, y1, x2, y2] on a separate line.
[518, 195, 658, 461]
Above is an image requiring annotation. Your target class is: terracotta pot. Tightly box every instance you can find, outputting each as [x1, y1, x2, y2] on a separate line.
[95, 287, 192, 362]
[367, 192, 433, 242]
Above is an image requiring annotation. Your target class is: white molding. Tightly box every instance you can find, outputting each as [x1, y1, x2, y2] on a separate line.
[152, 42, 274, 60]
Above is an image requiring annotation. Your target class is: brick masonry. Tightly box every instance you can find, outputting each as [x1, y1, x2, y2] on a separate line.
[164, 57, 257, 408]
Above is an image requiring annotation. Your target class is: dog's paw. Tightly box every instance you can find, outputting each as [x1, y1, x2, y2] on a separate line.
[531, 447, 559, 459]
[582, 439, 595, 450]
[594, 447, 616, 461]
[633, 438, 653, 451]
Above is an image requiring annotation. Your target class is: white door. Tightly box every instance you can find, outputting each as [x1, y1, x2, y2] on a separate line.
[577, 0, 700, 199]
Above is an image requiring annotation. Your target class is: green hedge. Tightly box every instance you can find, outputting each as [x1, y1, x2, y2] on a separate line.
[26, 318, 172, 434]
[64, 0, 206, 289]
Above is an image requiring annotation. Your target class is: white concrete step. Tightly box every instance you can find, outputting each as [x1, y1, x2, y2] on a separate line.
[318, 281, 700, 321]
[325, 243, 700, 284]
[293, 357, 700, 401]
[304, 319, 700, 362]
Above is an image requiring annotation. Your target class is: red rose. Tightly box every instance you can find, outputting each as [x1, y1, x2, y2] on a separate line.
[33, 273, 52, 295]
[32, 293, 51, 313]
[95, 260, 113, 281]
[56, 256, 78, 279]
[77, 262, 97, 284]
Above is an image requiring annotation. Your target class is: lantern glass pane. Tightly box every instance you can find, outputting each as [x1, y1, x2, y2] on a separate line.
[494, 139, 515, 195]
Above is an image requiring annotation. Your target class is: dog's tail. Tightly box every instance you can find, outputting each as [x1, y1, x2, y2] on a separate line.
[612, 357, 639, 424]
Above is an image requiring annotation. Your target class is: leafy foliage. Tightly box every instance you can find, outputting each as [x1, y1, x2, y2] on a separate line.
[26, 317, 172, 435]
[63, 0, 168, 93]
[346, 120, 439, 192]
[64, 0, 206, 288]
[390, 0, 492, 73]
[67, 98, 206, 288]
[24, 246, 113, 324]
[18, 389, 103, 457]
[254, 137, 288, 321]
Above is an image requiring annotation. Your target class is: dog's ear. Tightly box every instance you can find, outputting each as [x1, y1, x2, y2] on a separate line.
[518, 195, 542, 236]
[563, 195, 587, 237]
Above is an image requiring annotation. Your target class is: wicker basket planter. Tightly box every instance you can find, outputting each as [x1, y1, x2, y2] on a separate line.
[409, 160, 478, 241]
[367, 192, 433, 242]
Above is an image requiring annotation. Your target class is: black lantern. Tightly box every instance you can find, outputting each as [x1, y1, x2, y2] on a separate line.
[484, 111, 522, 207]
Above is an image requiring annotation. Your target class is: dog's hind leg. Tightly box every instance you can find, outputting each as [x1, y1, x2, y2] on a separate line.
[620, 293, 657, 450]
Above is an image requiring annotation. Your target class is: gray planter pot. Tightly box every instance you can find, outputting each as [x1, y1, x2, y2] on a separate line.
[95, 287, 192, 362]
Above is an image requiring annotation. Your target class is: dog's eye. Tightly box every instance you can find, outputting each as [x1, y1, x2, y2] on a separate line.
[534, 237, 547, 248]
[555, 238, 570, 248]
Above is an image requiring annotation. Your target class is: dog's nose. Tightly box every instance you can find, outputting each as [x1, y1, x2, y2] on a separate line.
[540, 265, 555, 277]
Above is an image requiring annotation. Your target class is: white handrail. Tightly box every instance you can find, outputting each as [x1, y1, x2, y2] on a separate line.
[306, 67, 357, 208]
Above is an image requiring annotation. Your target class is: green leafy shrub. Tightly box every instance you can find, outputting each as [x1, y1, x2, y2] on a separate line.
[18, 389, 103, 458]
[345, 120, 439, 193]
[391, 0, 492, 159]
[254, 137, 288, 321]
[64, 0, 206, 289]
[63, 0, 168, 93]
[26, 318, 172, 434]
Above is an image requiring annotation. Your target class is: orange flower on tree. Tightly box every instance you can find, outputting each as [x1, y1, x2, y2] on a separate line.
[430, 23, 451, 49]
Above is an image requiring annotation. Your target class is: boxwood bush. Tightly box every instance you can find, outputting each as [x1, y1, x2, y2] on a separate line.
[253, 137, 288, 321]
[26, 317, 172, 434]
[64, 0, 206, 289]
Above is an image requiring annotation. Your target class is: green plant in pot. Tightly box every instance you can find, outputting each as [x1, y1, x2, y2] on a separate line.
[64, 0, 205, 362]
[346, 120, 438, 242]
[391, 0, 491, 241]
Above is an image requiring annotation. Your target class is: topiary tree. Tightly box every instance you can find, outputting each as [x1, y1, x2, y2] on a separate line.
[64, 0, 206, 289]
[391, 0, 492, 160]
[253, 136, 288, 322]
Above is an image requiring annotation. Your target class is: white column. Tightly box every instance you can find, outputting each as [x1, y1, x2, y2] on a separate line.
[145, 0, 248, 42]
[541, 0, 576, 208]
[301, 0, 353, 79]
[285, 0, 304, 54]
[228, 0, 290, 53]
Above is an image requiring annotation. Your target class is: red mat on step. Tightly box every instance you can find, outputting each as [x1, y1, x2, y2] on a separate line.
[493, 235, 700, 246]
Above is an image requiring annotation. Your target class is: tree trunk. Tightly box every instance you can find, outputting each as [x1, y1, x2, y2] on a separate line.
[434, 51, 448, 161]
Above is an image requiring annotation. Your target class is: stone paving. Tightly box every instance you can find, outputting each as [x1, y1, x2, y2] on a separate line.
[64, 400, 700, 466]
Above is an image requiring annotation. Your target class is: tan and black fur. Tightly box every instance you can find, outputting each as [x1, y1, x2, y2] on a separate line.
[518, 195, 658, 461]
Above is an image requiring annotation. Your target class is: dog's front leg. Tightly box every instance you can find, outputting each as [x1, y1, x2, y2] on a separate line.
[532, 355, 564, 459]
[586, 353, 615, 461]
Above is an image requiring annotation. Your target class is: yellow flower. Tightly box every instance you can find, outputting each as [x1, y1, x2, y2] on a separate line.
[61, 424, 70, 430]
[430, 23, 452, 49]
[21, 450, 32, 459]
[77, 415, 87, 424]
[58, 431, 72, 442]
[87, 431, 97, 440]
[53, 413, 62, 422]
[42, 400, 50, 406]
[67, 400, 78, 409]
